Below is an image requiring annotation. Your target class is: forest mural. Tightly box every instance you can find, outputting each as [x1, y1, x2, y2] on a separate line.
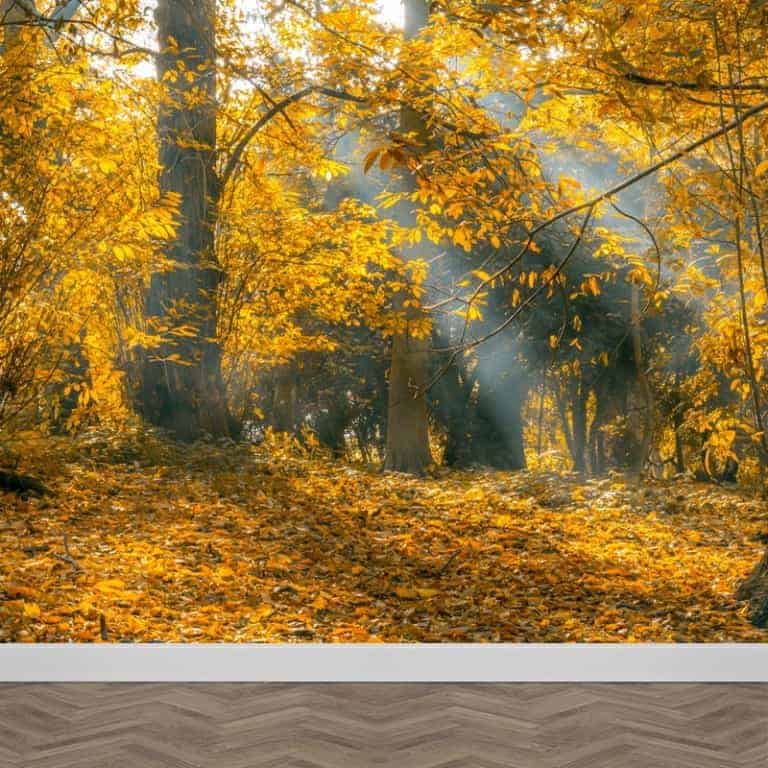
[2, 0, 768, 641]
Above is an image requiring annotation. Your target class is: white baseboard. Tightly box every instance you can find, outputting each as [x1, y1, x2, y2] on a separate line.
[1, 644, 766, 682]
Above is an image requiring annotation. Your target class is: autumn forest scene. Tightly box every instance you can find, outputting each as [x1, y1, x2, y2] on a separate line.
[2, 0, 768, 643]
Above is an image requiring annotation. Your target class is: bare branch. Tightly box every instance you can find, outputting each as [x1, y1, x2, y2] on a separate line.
[0, 0, 83, 42]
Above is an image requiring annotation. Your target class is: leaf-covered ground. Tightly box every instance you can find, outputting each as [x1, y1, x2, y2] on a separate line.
[1, 434, 767, 642]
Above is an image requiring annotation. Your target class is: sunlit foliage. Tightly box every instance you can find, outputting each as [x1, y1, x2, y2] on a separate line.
[3, 0, 768, 639]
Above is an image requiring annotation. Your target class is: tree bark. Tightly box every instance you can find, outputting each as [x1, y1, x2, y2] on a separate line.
[673, 410, 685, 474]
[631, 284, 654, 475]
[433, 354, 469, 466]
[736, 550, 768, 627]
[571, 387, 588, 473]
[383, 0, 433, 473]
[0, 0, 26, 51]
[138, 0, 233, 441]
[536, 374, 546, 456]
[588, 387, 607, 476]
[384, 330, 433, 472]
[272, 366, 298, 434]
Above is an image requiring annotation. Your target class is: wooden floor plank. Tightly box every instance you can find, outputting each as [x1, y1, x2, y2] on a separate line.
[0, 684, 765, 767]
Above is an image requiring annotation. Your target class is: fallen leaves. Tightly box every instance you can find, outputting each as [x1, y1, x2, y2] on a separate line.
[94, 579, 127, 594]
[0, 437, 766, 642]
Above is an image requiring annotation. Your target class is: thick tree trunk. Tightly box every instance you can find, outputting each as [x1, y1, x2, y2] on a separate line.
[138, 0, 232, 441]
[385, 330, 433, 472]
[383, 0, 433, 473]
[736, 550, 768, 627]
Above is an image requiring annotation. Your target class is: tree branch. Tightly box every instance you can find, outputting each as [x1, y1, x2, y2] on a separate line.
[220, 85, 366, 188]
[622, 70, 768, 94]
[1, 0, 83, 43]
[512, 97, 768, 237]
[426, 95, 768, 379]
[50, 0, 82, 26]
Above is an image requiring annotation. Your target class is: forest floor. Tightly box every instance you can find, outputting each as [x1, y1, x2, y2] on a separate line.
[1, 429, 767, 642]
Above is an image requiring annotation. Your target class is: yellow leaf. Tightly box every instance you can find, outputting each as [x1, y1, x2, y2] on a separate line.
[363, 148, 381, 174]
[95, 579, 126, 594]
[99, 158, 118, 174]
[250, 604, 274, 621]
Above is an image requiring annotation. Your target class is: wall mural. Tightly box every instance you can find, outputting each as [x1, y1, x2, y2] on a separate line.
[2, 0, 768, 644]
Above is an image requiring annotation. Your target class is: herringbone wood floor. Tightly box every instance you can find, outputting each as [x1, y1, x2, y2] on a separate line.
[0, 684, 766, 767]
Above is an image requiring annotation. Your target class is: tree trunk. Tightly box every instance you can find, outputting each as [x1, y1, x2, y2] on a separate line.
[736, 550, 768, 627]
[0, 0, 26, 51]
[138, 0, 232, 441]
[383, 0, 433, 473]
[673, 410, 685, 474]
[588, 391, 606, 476]
[435, 358, 472, 467]
[588, 378, 619, 476]
[385, 331, 433, 472]
[536, 375, 545, 456]
[631, 284, 654, 475]
[272, 366, 298, 434]
[571, 388, 588, 473]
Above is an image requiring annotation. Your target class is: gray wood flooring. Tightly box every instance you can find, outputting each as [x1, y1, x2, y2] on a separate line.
[0, 684, 766, 767]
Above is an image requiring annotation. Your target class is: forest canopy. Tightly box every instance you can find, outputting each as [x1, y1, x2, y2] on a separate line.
[2, 0, 768, 642]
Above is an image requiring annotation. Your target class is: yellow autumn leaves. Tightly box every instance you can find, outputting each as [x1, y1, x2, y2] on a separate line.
[1, 433, 765, 643]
